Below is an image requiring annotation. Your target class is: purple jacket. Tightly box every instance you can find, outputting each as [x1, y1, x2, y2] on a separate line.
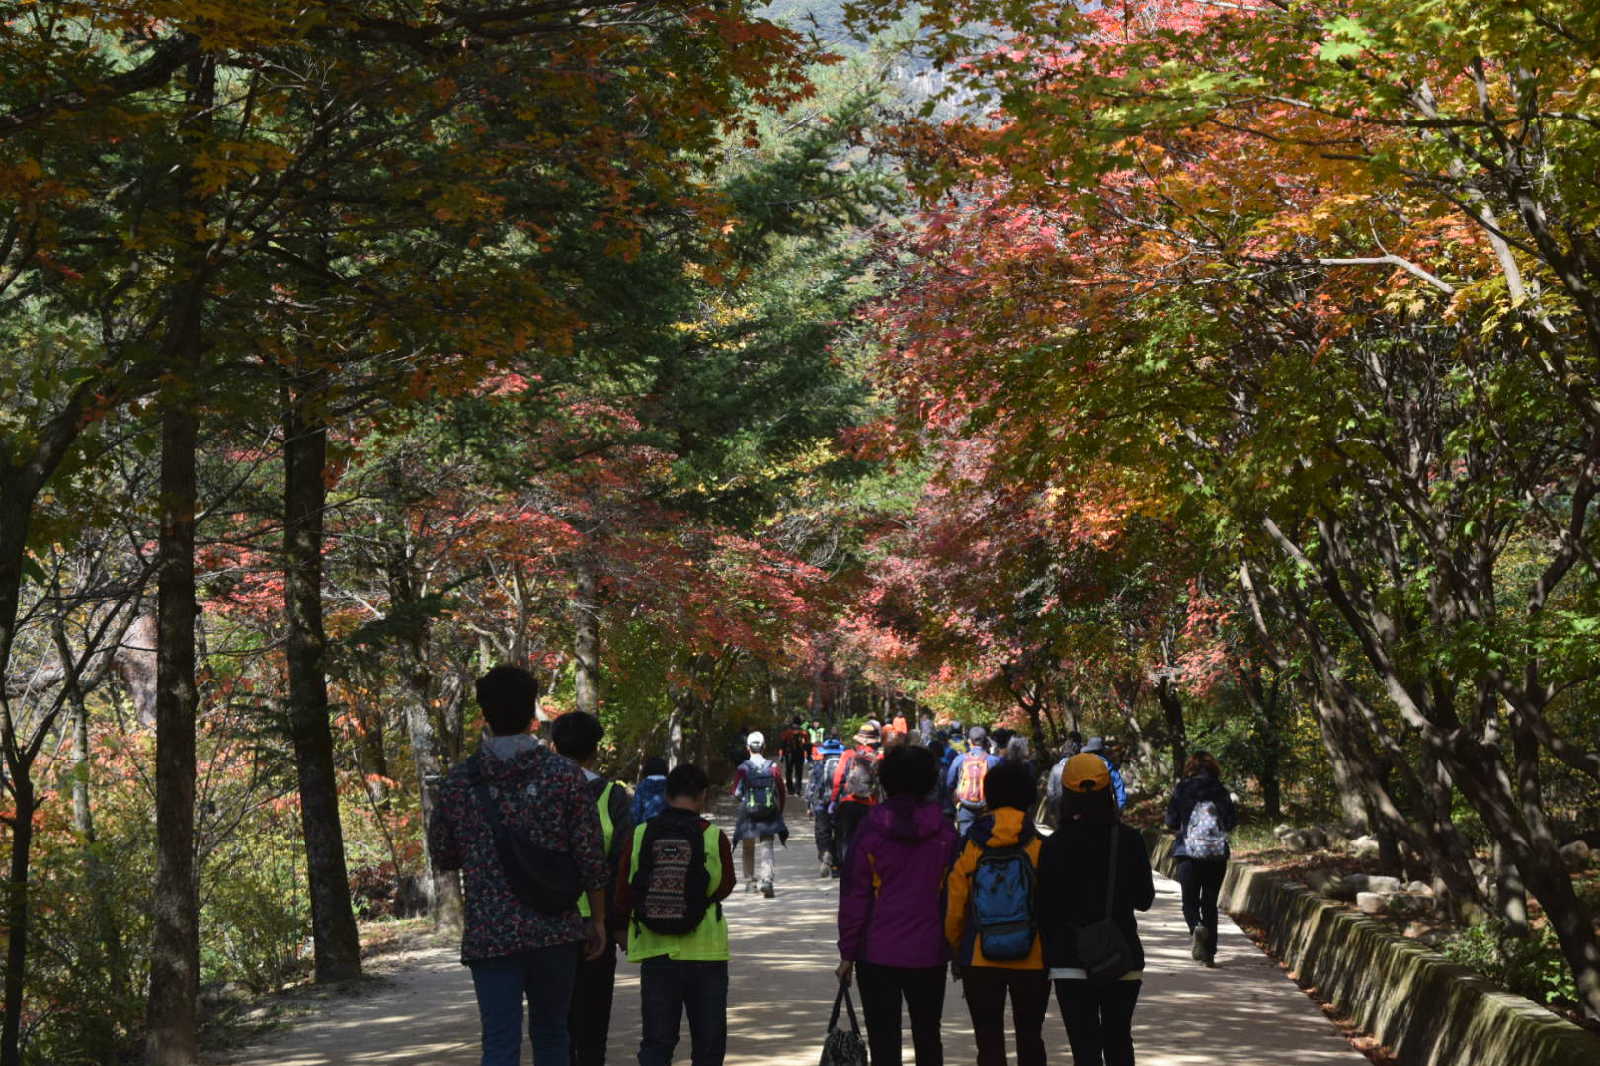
[837, 794, 962, 968]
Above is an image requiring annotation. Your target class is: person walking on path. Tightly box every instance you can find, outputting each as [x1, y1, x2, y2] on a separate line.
[1080, 737, 1127, 809]
[615, 764, 736, 1066]
[835, 745, 962, 1066]
[551, 711, 634, 1066]
[1045, 733, 1084, 827]
[944, 761, 1049, 1066]
[633, 757, 670, 825]
[1039, 754, 1155, 1066]
[780, 717, 812, 793]
[1164, 751, 1237, 968]
[831, 721, 884, 872]
[809, 732, 846, 877]
[948, 727, 1001, 836]
[730, 731, 788, 898]
[427, 666, 611, 1066]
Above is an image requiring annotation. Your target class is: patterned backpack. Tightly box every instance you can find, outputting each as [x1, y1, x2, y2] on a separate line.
[956, 752, 990, 809]
[630, 814, 713, 935]
[1184, 799, 1229, 860]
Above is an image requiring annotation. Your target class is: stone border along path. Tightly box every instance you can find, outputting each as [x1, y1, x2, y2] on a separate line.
[216, 797, 1369, 1066]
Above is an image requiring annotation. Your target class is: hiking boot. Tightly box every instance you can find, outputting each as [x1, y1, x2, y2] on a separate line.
[746, 881, 758, 894]
[1190, 927, 1208, 962]
[761, 881, 775, 898]
[820, 852, 834, 877]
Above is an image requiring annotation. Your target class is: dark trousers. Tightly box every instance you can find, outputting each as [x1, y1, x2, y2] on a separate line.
[1053, 979, 1140, 1066]
[784, 753, 806, 792]
[638, 957, 728, 1066]
[835, 801, 872, 876]
[568, 941, 617, 1066]
[1174, 858, 1227, 942]
[856, 960, 947, 1066]
[963, 967, 1048, 1066]
[815, 806, 837, 864]
[469, 942, 580, 1066]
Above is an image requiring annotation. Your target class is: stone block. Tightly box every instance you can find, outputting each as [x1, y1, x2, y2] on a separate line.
[1356, 891, 1393, 914]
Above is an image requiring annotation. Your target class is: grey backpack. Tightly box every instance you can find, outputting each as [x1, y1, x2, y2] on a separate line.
[819, 983, 868, 1066]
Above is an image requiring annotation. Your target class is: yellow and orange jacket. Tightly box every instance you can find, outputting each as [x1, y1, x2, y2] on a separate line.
[944, 807, 1044, 969]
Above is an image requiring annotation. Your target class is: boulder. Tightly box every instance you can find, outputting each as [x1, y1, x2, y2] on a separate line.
[1342, 873, 1403, 895]
[1274, 824, 1296, 841]
[1405, 880, 1434, 896]
[1560, 840, 1591, 870]
[1356, 891, 1393, 915]
[1387, 893, 1435, 918]
[1321, 875, 1359, 902]
[1349, 835, 1381, 859]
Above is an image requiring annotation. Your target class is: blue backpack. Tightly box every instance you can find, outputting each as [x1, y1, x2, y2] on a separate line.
[970, 827, 1038, 961]
[633, 776, 668, 824]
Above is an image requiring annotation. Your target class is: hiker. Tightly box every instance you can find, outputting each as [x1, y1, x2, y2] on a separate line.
[615, 763, 736, 1066]
[1038, 754, 1155, 1066]
[1081, 737, 1127, 809]
[809, 731, 847, 877]
[1044, 732, 1085, 826]
[551, 712, 635, 1066]
[830, 721, 883, 871]
[836, 745, 961, 1066]
[730, 731, 788, 898]
[426, 666, 610, 1066]
[780, 716, 812, 793]
[948, 727, 1001, 835]
[919, 712, 935, 745]
[633, 757, 670, 825]
[1164, 751, 1237, 968]
[1003, 735, 1034, 777]
[944, 761, 1048, 1066]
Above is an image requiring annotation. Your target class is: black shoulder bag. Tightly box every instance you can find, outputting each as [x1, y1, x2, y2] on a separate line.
[471, 755, 583, 916]
[1072, 826, 1137, 986]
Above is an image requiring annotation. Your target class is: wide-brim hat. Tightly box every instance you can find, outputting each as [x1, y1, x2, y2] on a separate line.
[1062, 753, 1111, 792]
[854, 722, 881, 745]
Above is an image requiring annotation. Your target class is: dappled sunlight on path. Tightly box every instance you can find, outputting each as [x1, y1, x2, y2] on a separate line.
[218, 800, 1368, 1065]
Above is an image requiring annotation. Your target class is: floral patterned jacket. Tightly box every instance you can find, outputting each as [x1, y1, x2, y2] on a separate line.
[428, 736, 609, 963]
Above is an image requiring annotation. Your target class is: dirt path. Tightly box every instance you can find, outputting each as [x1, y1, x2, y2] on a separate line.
[218, 800, 1367, 1065]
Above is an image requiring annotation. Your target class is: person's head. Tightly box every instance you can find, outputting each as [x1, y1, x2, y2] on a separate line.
[551, 711, 603, 766]
[967, 725, 988, 750]
[879, 745, 938, 799]
[475, 666, 540, 736]
[792, 716, 803, 727]
[665, 763, 710, 810]
[1183, 751, 1223, 780]
[828, 726, 841, 740]
[854, 722, 881, 748]
[1005, 736, 1030, 762]
[746, 730, 766, 755]
[992, 727, 1013, 749]
[1060, 752, 1118, 823]
[983, 760, 1036, 811]
[1082, 735, 1107, 755]
[642, 756, 669, 778]
[1066, 730, 1084, 748]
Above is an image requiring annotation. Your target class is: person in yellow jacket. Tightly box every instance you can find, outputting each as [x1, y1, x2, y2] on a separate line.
[945, 761, 1048, 1066]
[614, 764, 736, 1066]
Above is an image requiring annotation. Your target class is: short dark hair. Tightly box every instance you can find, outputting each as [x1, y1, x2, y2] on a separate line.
[879, 745, 937, 797]
[475, 666, 540, 736]
[1066, 730, 1083, 746]
[642, 756, 669, 777]
[1062, 784, 1118, 824]
[551, 711, 603, 762]
[983, 760, 1036, 811]
[665, 763, 709, 800]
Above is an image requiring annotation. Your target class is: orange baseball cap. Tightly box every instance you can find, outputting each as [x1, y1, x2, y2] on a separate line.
[1062, 753, 1111, 792]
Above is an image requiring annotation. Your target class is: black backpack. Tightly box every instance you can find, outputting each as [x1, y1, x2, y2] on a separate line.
[470, 755, 582, 916]
[630, 812, 715, 936]
[741, 761, 780, 819]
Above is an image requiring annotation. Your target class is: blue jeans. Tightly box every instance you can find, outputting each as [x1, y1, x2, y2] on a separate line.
[469, 943, 580, 1066]
[637, 957, 728, 1066]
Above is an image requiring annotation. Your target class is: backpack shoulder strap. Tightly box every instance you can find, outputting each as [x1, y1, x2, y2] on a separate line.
[1104, 826, 1120, 919]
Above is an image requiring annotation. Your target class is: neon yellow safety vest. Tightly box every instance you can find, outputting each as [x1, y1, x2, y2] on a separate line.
[625, 821, 728, 963]
[579, 781, 617, 920]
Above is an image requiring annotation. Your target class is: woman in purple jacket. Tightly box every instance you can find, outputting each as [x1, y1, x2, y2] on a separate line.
[835, 745, 962, 1066]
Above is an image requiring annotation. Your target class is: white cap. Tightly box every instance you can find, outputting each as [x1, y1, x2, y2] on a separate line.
[747, 731, 765, 748]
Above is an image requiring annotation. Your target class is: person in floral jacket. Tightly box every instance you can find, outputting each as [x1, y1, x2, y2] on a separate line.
[428, 666, 610, 1066]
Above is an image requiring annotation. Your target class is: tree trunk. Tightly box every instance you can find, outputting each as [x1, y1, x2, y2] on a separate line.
[1, 764, 35, 1066]
[146, 399, 200, 1066]
[283, 405, 362, 982]
[402, 658, 462, 933]
[573, 550, 600, 718]
[1154, 676, 1186, 784]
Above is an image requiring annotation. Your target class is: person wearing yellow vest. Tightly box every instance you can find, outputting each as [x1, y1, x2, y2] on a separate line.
[614, 764, 736, 1066]
[945, 761, 1049, 1066]
[551, 712, 634, 1066]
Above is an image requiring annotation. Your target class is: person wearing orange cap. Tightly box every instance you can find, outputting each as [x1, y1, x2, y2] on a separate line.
[1037, 754, 1155, 1066]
